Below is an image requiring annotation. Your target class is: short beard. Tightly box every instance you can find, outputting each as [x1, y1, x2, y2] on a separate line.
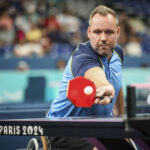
[95, 47, 112, 57]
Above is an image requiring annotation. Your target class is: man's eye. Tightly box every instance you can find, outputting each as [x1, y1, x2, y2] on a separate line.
[94, 30, 100, 34]
[106, 31, 114, 34]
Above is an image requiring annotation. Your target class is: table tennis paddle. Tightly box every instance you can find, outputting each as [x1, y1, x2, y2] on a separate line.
[66, 76, 106, 107]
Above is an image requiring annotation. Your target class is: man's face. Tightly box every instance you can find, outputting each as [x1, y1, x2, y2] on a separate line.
[88, 13, 120, 56]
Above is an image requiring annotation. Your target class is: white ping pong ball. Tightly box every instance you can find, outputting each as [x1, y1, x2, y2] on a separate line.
[84, 86, 93, 95]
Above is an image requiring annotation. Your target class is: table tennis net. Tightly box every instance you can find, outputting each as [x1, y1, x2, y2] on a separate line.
[129, 83, 150, 116]
[131, 83, 150, 102]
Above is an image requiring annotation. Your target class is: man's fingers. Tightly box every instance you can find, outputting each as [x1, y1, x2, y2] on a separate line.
[94, 98, 100, 104]
[99, 96, 111, 105]
[94, 96, 112, 105]
[96, 85, 115, 98]
[96, 89, 105, 97]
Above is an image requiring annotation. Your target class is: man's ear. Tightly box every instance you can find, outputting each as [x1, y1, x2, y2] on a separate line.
[117, 26, 120, 38]
[87, 26, 91, 39]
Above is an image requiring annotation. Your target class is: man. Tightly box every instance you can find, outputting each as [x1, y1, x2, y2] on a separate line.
[46, 5, 135, 150]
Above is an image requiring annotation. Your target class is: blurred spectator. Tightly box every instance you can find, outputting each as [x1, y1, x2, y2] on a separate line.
[27, 42, 44, 57]
[0, 10, 15, 45]
[56, 59, 66, 70]
[13, 30, 32, 57]
[45, 11, 60, 32]
[17, 60, 30, 72]
[124, 34, 143, 57]
[22, 0, 36, 14]
[37, 0, 47, 15]
[0, 11, 14, 31]
[118, 12, 135, 47]
[13, 30, 44, 57]
[117, 11, 145, 57]
[56, 7, 82, 45]
[45, 10, 71, 44]
[15, 12, 31, 32]
[128, 15, 147, 33]
[9, 0, 24, 14]
[25, 23, 42, 42]
[40, 35, 52, 55]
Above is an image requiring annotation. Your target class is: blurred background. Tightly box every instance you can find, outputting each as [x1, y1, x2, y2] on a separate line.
[0, 0, 150, 149]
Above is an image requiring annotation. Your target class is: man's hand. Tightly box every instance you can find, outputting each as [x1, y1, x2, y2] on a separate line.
[94, 84, 115, 105]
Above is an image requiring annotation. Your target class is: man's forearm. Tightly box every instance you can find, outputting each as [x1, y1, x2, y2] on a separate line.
[113, 88, 124, 116]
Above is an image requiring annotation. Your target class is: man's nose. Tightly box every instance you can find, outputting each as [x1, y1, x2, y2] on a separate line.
[101, 32, 107, 41]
